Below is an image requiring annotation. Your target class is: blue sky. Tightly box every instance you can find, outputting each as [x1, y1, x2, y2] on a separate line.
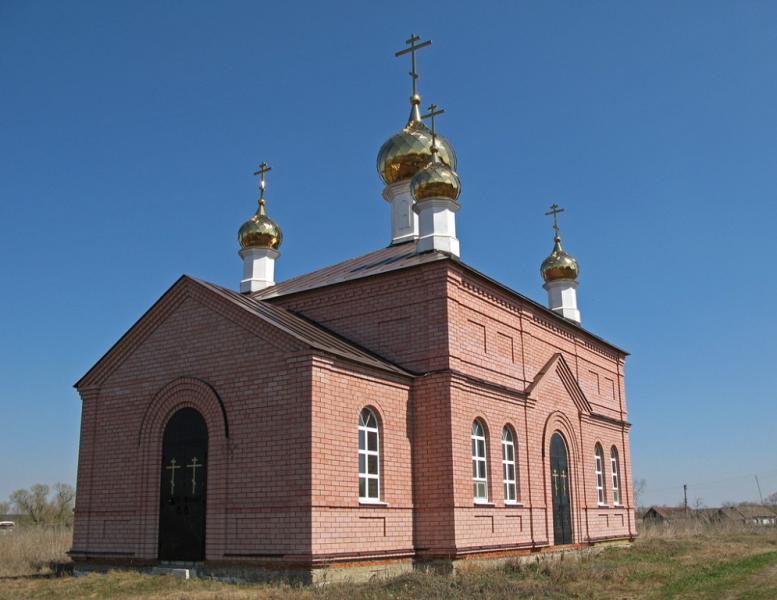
[1, 1, 775, 508]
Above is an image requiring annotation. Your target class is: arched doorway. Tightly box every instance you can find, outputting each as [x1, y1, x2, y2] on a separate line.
[158, 407, 208, 561]
[550, 432, 573, 545]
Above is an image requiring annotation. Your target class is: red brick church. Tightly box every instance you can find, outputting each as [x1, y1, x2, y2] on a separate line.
[71, 37, 634, 581]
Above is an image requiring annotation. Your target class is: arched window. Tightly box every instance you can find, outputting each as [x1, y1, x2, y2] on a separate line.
[594, 444, 606, 505]
[358, 408, 380, 501]
[610, 446, 621, 505]
[471, 420, 489, 502]
[502, 427, 518, 503]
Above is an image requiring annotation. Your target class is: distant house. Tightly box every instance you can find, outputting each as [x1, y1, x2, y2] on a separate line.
[643, 506, 695, 524]
[718, 505, 777, 526]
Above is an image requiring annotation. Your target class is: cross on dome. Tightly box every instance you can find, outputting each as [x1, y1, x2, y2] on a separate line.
[545, 203, 565, 240]
[395, 34, 432, 123]
[541, 203, 579, 287]
[253, 162, 272, 206]
[395, 34, 432, 100]
[422, 103, 445, 158]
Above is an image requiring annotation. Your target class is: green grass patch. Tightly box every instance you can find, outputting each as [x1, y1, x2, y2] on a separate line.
[655, 551, 777, 599]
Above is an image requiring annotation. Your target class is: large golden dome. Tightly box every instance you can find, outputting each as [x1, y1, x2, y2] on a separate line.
[541, 238, 579, 282]
[377, 100, 456, 185]
[410, 157, 461, 201]
[238, 200, 282, 250]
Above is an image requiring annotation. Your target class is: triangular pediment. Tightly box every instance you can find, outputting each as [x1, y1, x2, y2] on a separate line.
[75, 276, 301, 389]
[525, 353, 593, 415]
[76, 275, 410, 390]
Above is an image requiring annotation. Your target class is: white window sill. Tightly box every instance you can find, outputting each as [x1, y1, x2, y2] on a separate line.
[359, 499, 388, 507]
[474, 500, 495, 507]
[504, 501, 524, 507]
[597, 503, 610, 508]
[613, 503, 623, 508]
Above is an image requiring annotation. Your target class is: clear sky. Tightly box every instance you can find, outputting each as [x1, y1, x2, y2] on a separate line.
[1, 1, 775, 508]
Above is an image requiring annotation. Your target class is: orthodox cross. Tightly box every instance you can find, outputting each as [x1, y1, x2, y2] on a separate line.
[395, 34, 432, 98]
[422, 103, 445, 153]
[545, 203, 565, 239]
[187, 457, 203, 495]
[253, 162, 272, 205]
[165, 458, 180, 496]
[552, 468, 559, 495]
[560, 469, 567, 496]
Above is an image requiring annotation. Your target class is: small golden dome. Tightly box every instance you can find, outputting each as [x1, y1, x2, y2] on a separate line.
[410, 157, 461, 201]
[541, 238, 579, 282]
[377, 119, 456, 185]
[238, 200, 282, 250]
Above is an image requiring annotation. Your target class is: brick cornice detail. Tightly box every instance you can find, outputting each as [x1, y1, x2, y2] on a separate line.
[457, 274, 622, 362]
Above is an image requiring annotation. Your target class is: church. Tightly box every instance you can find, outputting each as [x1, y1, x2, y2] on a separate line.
[70, 35, 635, 581]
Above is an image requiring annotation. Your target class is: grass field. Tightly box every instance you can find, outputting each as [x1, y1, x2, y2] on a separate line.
[1, 524, 776, 599]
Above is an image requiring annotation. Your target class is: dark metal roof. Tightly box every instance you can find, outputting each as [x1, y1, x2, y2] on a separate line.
[252, 242, 628, 355]
[252, 241, 448, 300]
[194, 278, 412, 378]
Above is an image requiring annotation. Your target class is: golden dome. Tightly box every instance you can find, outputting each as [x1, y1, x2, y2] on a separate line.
[377, 101, 456, 185]
[238, 200, 282, 250]
[410, 157, 461, 201]
[541, 237, 579, 282]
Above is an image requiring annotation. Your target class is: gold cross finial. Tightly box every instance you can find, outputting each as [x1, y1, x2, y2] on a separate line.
[422, 103, 445, 156]
[545, 203, 565, 241]
[395, 34, 432, 122]
[253, 162, 272, 209]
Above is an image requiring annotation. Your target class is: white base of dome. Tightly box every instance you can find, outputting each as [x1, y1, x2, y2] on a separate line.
[383, 181, 419, 245]
[240, 247, 280, 293]
[414, 197, 460, 258]
[543, 279, 580, 324]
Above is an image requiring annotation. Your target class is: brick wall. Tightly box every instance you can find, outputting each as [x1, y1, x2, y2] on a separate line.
[73, 280, 314, 561]
[309, 357, 414, 559]
[73, 257, 634, 567]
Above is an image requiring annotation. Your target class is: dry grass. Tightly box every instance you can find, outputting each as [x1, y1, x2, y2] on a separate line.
[1, 523, 776, 599]
[0, 525, 72, 577]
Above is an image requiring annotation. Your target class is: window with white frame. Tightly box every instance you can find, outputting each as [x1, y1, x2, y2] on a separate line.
[594, 444, 606, 505]
[471, 420, 488, 502]
[358, 408, 380, 501]
[502, 427, 518, 503]
[610, 446, 621, 505]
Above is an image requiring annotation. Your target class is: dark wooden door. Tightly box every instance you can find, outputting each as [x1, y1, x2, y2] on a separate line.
[550, 432, 573, 545]
[158, 408, 208, 561]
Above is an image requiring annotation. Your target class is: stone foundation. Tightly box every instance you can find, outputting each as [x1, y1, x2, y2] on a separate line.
[72, 539, 633, 585]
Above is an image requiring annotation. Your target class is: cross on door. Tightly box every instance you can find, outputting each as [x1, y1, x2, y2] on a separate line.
[187, 457, 203, 494]
[165, 458, 180, 496]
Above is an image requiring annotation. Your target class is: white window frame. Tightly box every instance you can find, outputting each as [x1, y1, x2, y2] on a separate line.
[595, 444, 606, 505]
[358, 408, 380, 502]
[501, 427, 518, 503]
[472, 420, 489, 503]
[610, 446, 621, 505]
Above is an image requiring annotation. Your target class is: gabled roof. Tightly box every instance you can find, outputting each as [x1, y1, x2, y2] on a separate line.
[731, 505, 777, 519]
[194, 278, 412, 377]
[253, 241, 627, 355]
[76, 276, 411, 388]
[252, 241, 448, 300]
[646, 506, 694, 519]
[526, 353, 594, 414]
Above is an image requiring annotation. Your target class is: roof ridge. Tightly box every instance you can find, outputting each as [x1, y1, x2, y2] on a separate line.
[194, 278, 412, 377]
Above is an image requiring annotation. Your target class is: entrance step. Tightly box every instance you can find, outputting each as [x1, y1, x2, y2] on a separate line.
[151, 566, 192, 579]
